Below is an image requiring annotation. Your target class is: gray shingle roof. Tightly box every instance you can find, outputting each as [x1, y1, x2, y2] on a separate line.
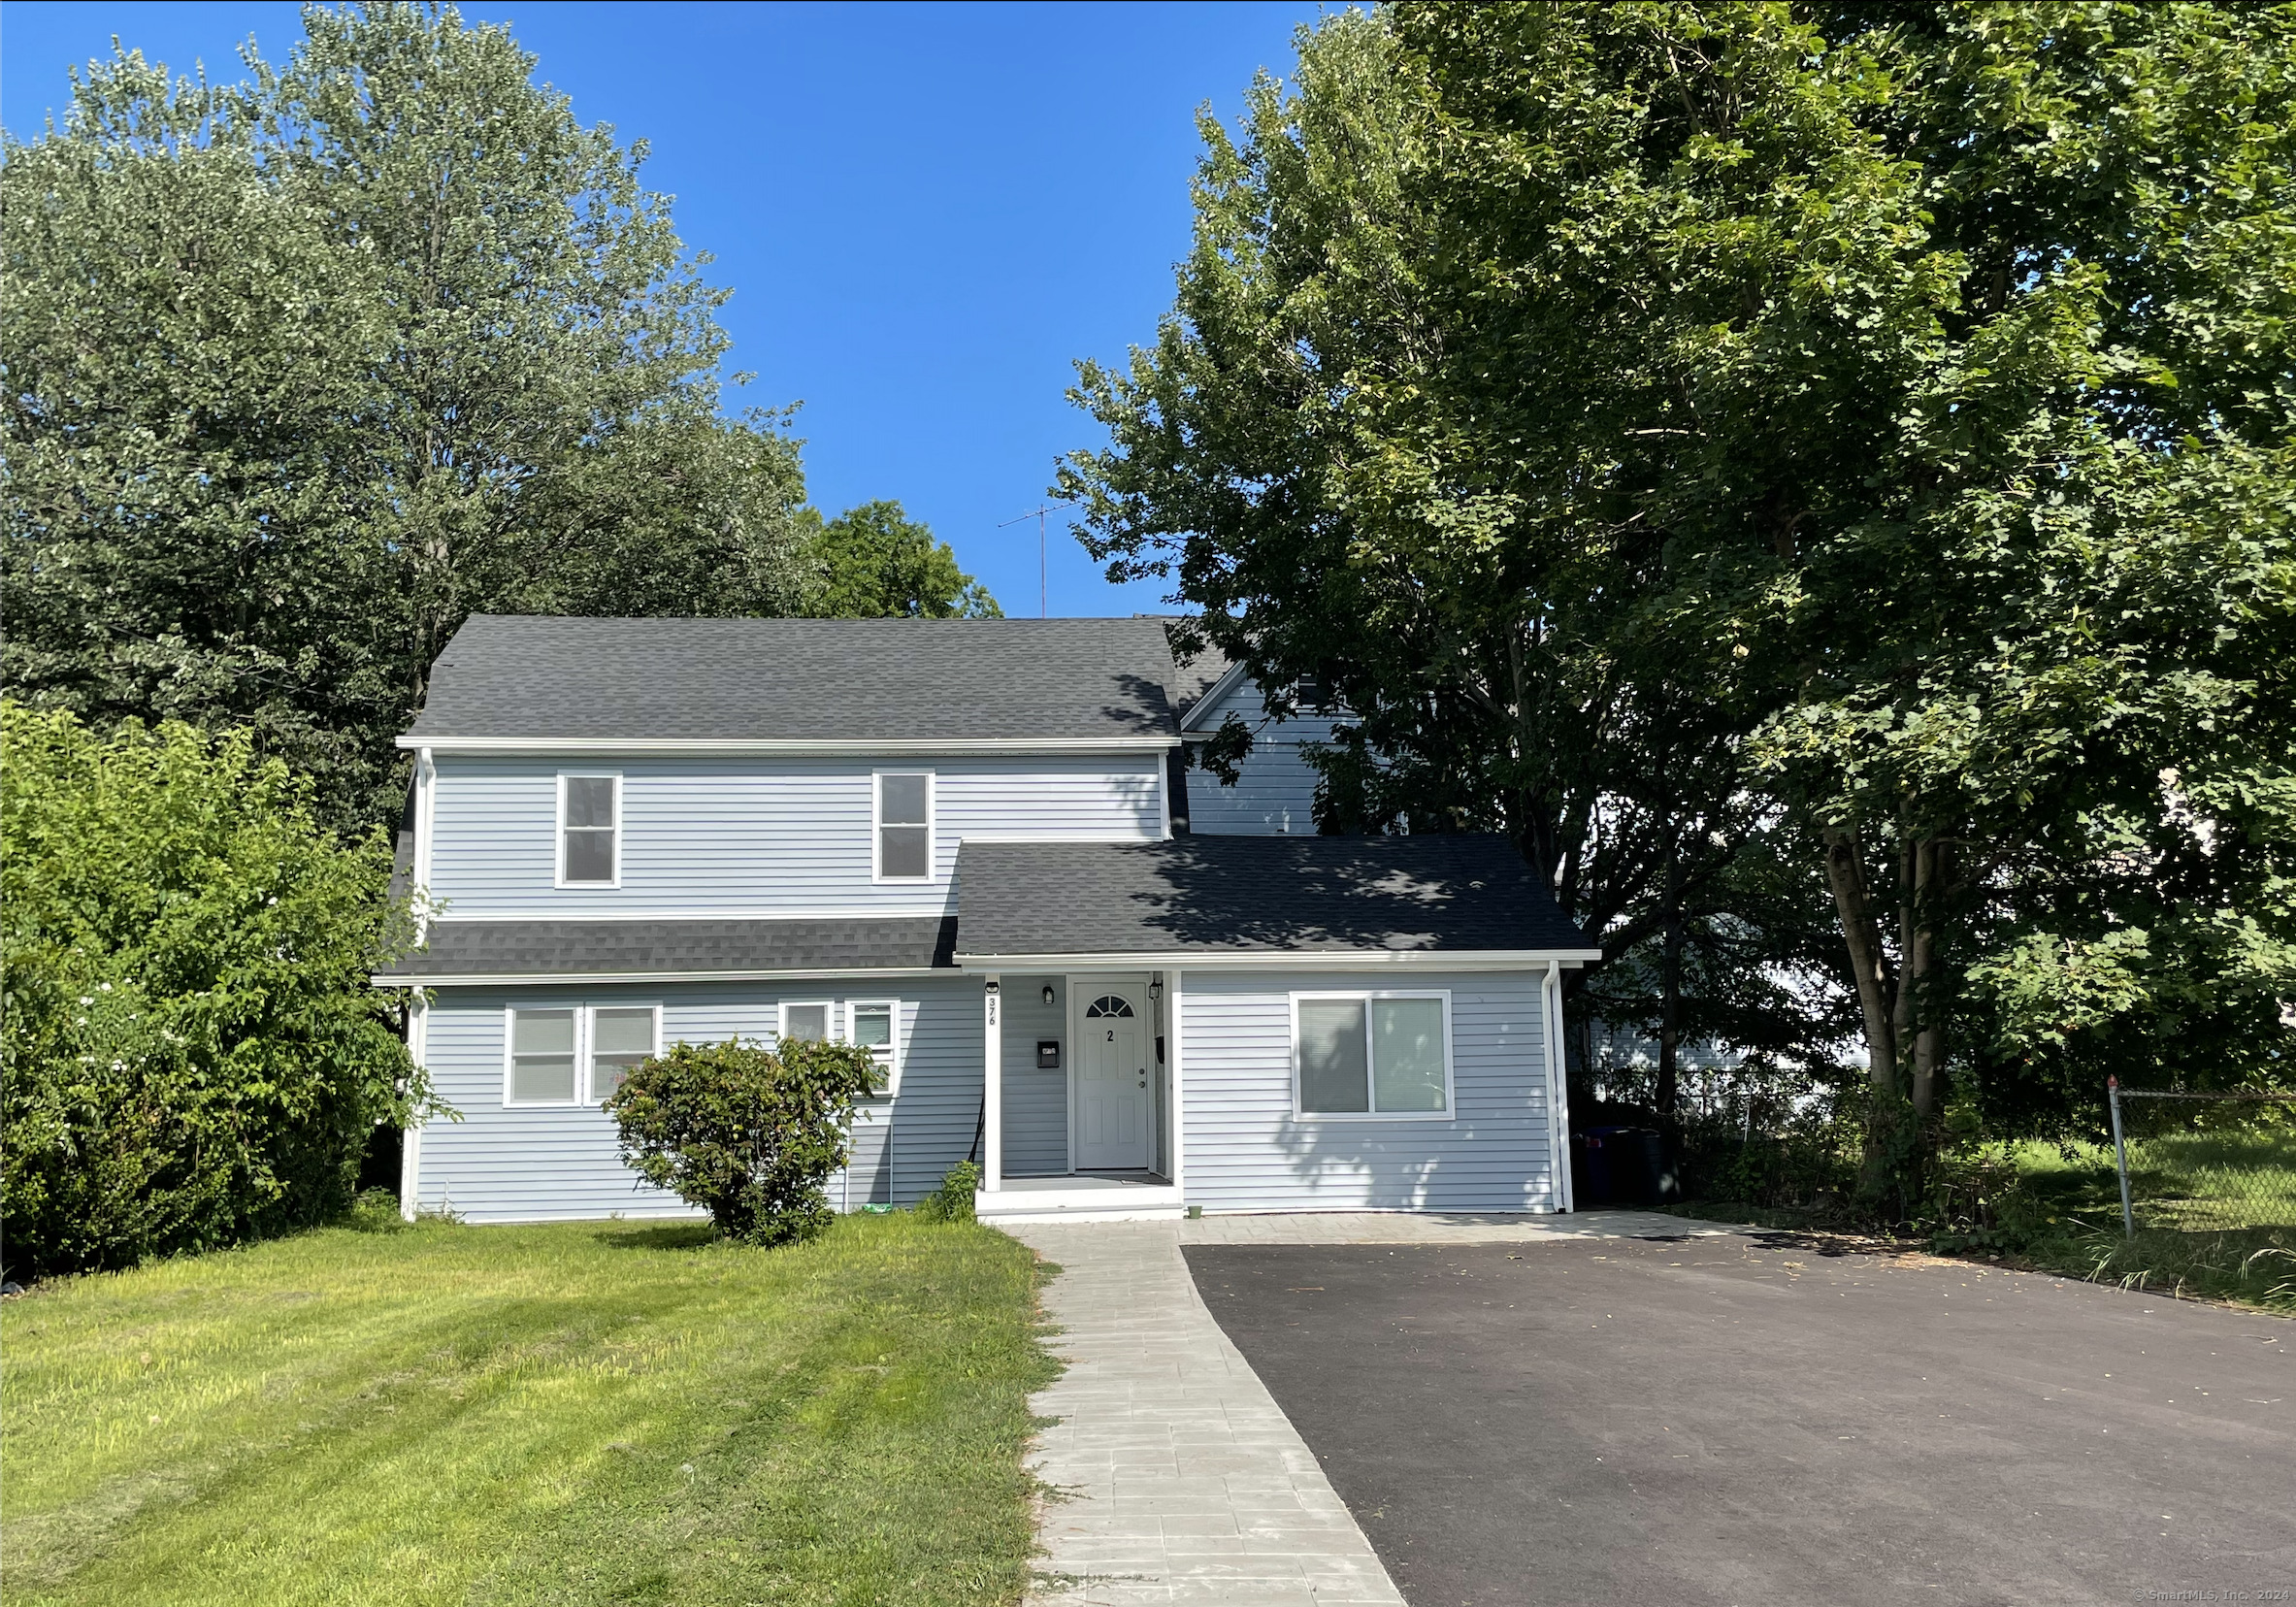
[377, 916, 957, 981]
[955, 836, 1591, 957]
[406, 615, 1189, 743]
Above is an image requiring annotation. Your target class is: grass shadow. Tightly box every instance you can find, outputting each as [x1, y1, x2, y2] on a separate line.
[591, 1223, 719, 1252]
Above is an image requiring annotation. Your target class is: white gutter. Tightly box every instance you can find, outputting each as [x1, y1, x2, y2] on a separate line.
[370, 965, 950, 988]
[952, 948, 1602, 972]
[396, 735, 1178, 754]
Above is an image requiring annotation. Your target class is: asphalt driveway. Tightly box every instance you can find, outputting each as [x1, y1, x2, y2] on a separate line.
[1182, 1231, 2295, 1607]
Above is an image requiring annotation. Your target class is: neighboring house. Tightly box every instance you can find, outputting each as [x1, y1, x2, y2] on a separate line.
[377, 615, 1598, 1225]
[1579, 1021, 1746, 1101]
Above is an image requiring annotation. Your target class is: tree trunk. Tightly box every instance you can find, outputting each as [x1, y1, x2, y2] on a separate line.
[1821, 826, 1897, 1097]
[1906, 836, 1950, 1123]
[1656, 848, 1684, 1128]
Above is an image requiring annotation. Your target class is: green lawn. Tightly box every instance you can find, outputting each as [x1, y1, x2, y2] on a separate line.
[0, 1209, 1058, 1606]
[1993, 1131, 2296, 1308]
[1675, 1125, 2296, 1311]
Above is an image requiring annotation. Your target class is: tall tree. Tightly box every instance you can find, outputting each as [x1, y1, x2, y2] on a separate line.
[1062, 3, 2295, 1186]
[800, 500, 1002, 619]
[3, 5, 812, 829]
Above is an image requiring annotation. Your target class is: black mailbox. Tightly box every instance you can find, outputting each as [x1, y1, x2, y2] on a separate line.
[1035, 1039, 1062, 1070]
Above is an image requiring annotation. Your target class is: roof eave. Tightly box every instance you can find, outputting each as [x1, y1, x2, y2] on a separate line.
[395, 735, 1180, 754]
[951, 948, 1602, 971]
[374, 964, 954, 987]
[1174, 658, 1256, 731]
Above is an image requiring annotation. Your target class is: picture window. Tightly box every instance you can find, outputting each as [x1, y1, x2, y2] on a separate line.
[1294, 993, 1451, 1117]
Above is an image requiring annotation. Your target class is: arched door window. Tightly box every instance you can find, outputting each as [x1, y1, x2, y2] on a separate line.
[1084, 995, 1135, 1019]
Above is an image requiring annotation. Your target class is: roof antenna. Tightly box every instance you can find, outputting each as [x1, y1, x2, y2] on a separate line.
[999, 502, 1074, 618]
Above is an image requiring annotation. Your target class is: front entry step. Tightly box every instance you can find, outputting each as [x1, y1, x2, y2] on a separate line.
[975, 1180, 1186, 1225]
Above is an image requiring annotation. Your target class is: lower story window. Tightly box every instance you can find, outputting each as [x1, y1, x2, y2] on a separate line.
[779, 1001, 831, 1043]
[847, 1000, 898, 1096]
[590, 1006, 659, 1099]
[510, 1007, 578, 1103]
[508, 1003, 660, 1105]
[1295, 993, 1451, 1117]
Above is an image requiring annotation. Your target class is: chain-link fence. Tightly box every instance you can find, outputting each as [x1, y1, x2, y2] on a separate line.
[2106, 1081, 2296, 1237]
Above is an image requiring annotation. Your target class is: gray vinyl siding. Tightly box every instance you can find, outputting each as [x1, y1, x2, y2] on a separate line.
[1178, 967, 1560, 1213]
[1184, 678, 1341, 836]
[1000, 974, 1069, 1175]
[428, 755, 1164, 917]
[412, 976, 989, 1222]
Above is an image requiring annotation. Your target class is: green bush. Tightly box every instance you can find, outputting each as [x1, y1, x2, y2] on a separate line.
[604, 1036, 879, 1244]
[917, 1161, 982, 1224]
[0, 705, 430, 1278]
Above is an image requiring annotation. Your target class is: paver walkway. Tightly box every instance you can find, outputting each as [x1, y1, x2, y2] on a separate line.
[1006, 1220, 1405, 1606]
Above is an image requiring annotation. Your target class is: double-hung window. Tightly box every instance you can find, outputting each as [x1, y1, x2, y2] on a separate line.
[846, 1000, 899, 1097]
[509, 1007, 579, 1103]
[1293, 992, 1452, 1118]
[873, 771, 933, 882]
[559, 773, 620, 886]
[589, 1006, 659, 1099]
[507, 1003, 660, 1105]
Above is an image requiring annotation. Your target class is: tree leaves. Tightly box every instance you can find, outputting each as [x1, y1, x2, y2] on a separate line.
[2, 10, 813, 832]
[1061, 2, 2296, 1148]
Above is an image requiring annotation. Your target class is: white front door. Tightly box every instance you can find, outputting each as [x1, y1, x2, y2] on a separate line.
[1075, 985, 1150, 1170]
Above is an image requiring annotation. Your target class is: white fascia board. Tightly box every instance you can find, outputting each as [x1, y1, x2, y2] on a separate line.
[396, 735, 1178, 754]
[1175, 660, 1256, 733]
[952, 948, 1603, 971]
[371, 966, 951, 988]
[423, 907, 951, 923]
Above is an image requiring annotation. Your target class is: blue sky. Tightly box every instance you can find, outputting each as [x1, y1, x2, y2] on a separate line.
[1, 0, 1328, 616]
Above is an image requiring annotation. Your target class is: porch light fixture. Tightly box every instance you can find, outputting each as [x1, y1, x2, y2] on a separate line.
[1147, 978, 1164, 1003]
[1041, 984, 1056, 1007]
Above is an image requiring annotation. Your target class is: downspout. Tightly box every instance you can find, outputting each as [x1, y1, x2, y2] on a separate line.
[413, 746, 437, 944]
[400, 990, 428, 1223]
[401, 746, 439, 1224]
[1544, 961, 1575, 1212]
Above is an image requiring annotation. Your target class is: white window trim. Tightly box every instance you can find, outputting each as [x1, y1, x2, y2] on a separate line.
[845, 999, 902, 1099]
[777, 999, 837, 1045]
[1289, 989, 1456, 1122]
[586, 1001, 663, 1104]
[504, 1001, 584, 1108]
[504, 1001, 663, 1107]
[555, 771, 623, 890]
[870, 769, 936, 884]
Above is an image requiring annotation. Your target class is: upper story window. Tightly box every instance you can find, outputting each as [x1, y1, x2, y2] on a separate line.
[558, 773, 620, 887]
[873, 771, 934, 882]
[1293, 991, 1452, 1119]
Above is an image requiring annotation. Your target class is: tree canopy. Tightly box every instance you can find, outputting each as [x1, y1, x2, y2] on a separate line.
[3, 5, 813, 830]
[1062, 1, 2296, 1175]
[802, 500, 1002, 619]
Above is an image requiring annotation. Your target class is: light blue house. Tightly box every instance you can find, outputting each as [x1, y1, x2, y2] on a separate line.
[378, 615, 1597, 1224]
